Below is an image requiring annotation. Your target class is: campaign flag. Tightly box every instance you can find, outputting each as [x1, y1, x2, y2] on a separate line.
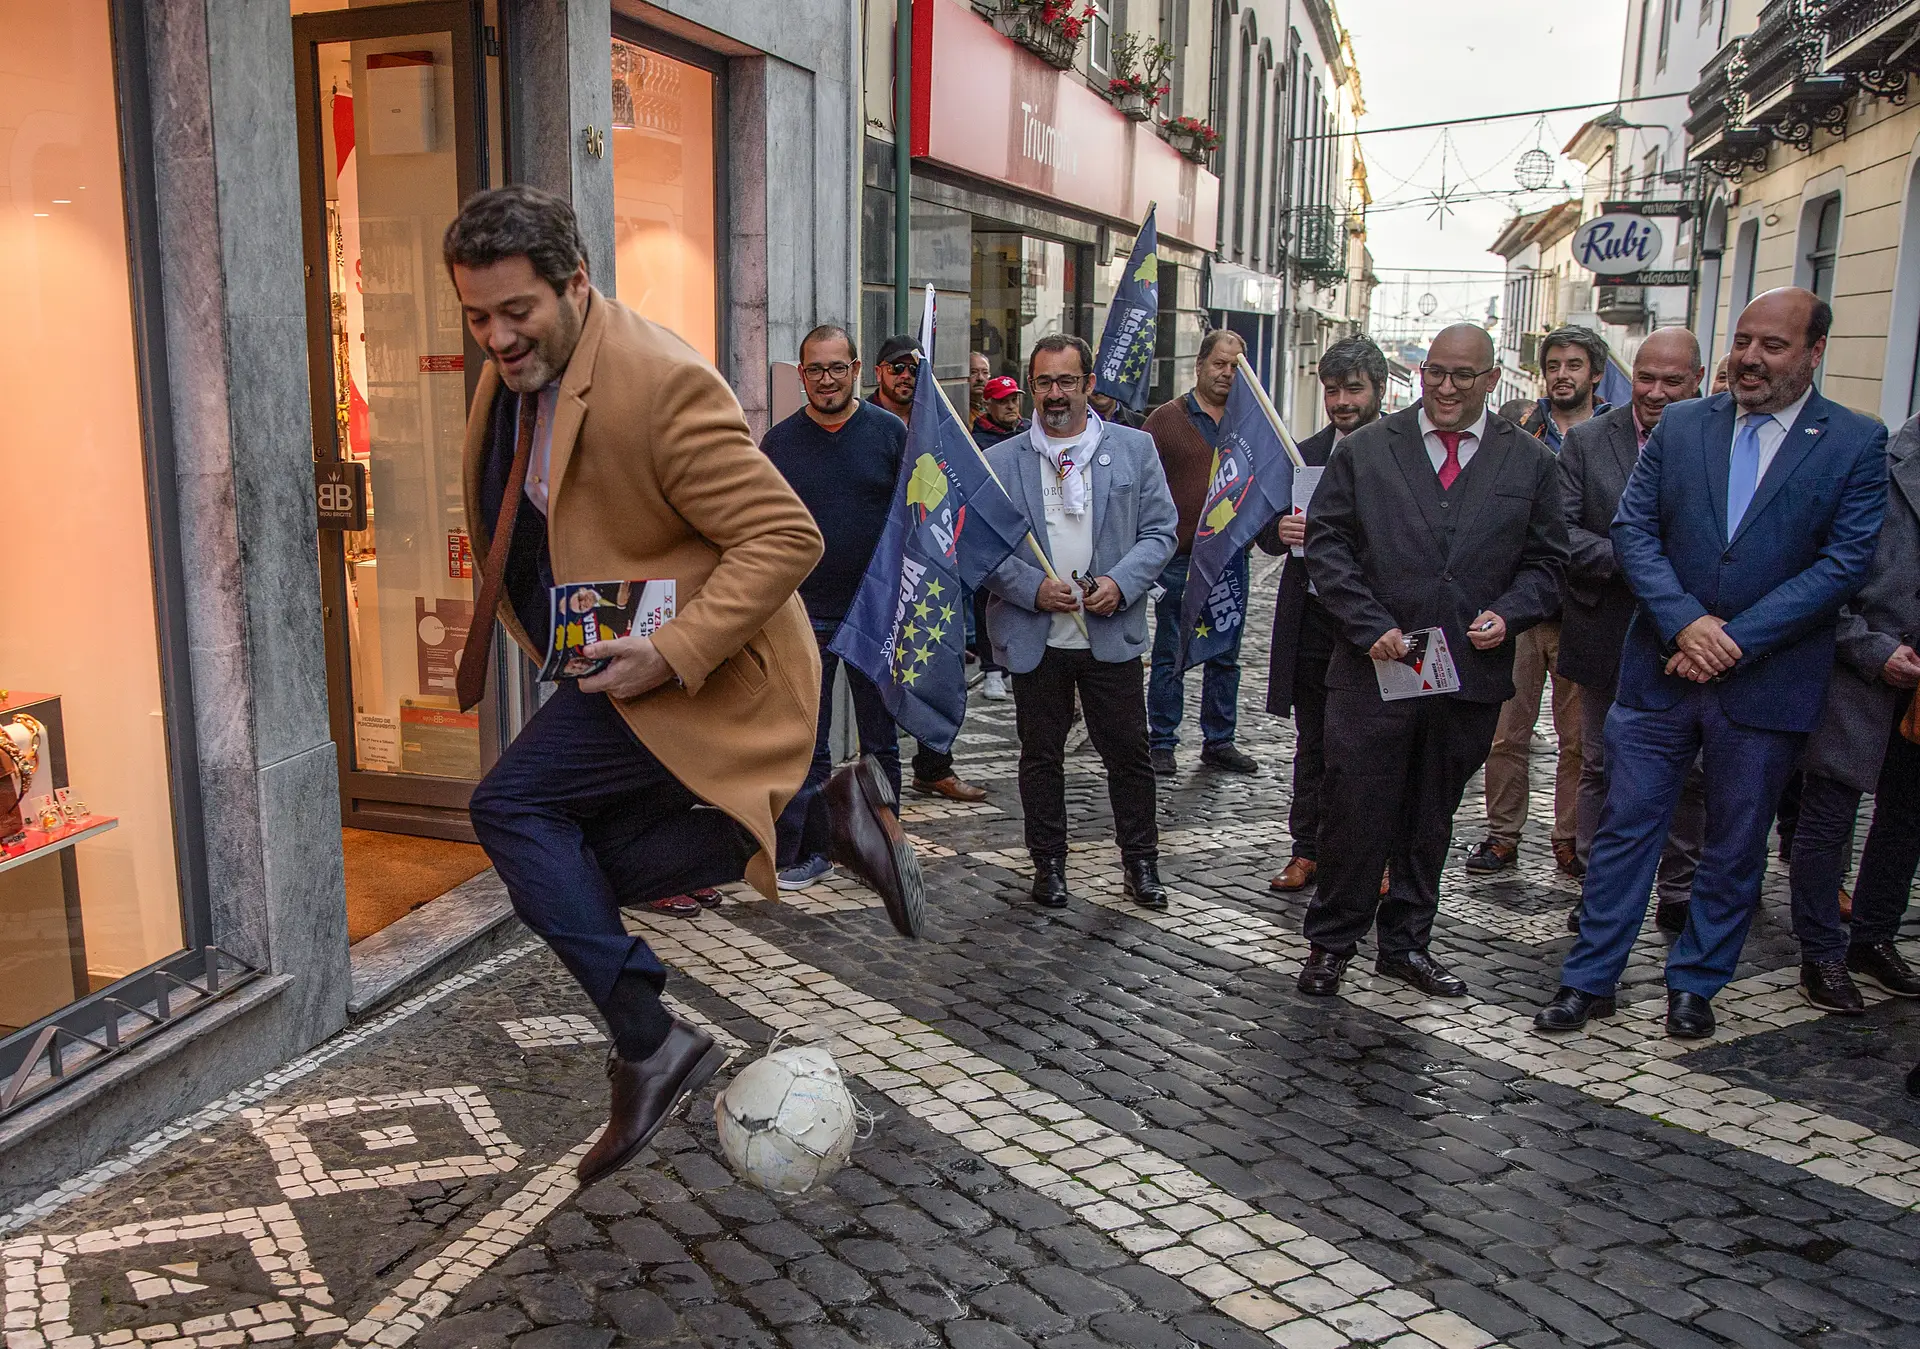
[1178, 370, 1296, 672]
[831, 362, 1030, 752]
[1093, 207, 1159, 413]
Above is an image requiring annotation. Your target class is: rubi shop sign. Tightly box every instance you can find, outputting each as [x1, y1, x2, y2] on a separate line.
[1572, 212, 1664, 275]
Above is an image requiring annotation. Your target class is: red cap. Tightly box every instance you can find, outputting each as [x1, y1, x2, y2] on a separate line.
[984, 376, 1021, 400]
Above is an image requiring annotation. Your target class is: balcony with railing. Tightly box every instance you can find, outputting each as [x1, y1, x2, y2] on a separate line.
[1822, 0, 1920, 98]
[1293, 206, 1347, 285]
[1742, 0, 1853, 149]
[1687, 38, 1774, 174]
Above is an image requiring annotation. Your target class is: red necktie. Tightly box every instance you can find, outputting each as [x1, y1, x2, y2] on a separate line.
[1434, 430, 1463, 490]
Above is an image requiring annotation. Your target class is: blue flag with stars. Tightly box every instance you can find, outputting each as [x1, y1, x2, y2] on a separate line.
[1178, 370, 1294, 672]
[830, 368, 1029, 753]
[1093, 207, 1158, 413]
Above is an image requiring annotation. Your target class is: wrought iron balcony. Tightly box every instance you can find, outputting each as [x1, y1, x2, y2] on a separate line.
[1743, 0, 1853, 149]
[1822, 0, 1920, 99]
[1687, 38, 1774, 175]
[1293, 206, 1347, 285]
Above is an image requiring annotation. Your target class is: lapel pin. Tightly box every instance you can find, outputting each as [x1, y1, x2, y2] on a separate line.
[1805, 427, 1819, 435]
[1098, 453, 1111, 465]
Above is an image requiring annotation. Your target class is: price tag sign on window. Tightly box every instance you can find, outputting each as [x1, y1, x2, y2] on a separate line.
[314, 460, 368, 531]
[448, 530, 473, 579]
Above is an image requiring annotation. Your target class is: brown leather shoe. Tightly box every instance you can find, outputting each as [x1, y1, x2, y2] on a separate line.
[1552, 839, 1585, 878]
[1269, 857, 1316, 891]
[828, 756, 928, 937]
[577, 1018, 726, 1189]
[913, 775, 989, 803]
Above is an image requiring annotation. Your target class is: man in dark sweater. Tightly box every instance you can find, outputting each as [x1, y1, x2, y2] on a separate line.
[973, 375, 1030, 448]
[1141, 329, 1259, 777]
[763, 324, 907, 889]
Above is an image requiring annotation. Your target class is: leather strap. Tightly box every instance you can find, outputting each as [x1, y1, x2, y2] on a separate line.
[456, 393, 540, 713]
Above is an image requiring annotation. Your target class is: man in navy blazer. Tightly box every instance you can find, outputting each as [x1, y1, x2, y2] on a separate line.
[1537, 288, 1888, 1040]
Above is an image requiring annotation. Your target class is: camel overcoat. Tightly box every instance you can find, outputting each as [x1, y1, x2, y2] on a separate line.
[461, 290, 824, 898]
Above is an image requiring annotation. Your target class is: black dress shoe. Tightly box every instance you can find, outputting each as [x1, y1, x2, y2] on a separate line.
[1848, 942, 1920, 997]
[1199, 743, 1259, 774]
[1297, 946, 1350, 997]
[1376, 949, 1468, 998]
[826, 755, 926, 938]
[1654, 900, 1690, 935]
[577, 1019, 726, 1188]
[1908, 1061, 1920, 1100]
[1031, 856, 1070, 908]
[1464, 838, 1516, 873]
[1123, 858, 1169, 910]
[1534, 985, 1616, 1032]
[1801, 959, 1865, 1016]
[1565, 906, 1581, 934]
[1149, 748, 1177, 777]
[1666, 989, 1715, 1040]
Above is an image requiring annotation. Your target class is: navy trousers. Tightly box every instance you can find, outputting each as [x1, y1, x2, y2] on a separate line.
[1560, 688, 1802, 1000]
[775, 623, 902, 868]
[468, 682, 754, 1055]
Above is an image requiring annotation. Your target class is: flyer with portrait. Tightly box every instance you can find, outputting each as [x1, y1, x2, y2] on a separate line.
[1372, 626, 1462, 701]
[539, 580, 676, 681]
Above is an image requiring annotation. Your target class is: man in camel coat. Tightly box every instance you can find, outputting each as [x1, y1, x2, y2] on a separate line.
[447, 186, 851, 1187]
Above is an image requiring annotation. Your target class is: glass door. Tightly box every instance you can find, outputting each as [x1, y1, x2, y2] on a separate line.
[294, 2, 492, 839]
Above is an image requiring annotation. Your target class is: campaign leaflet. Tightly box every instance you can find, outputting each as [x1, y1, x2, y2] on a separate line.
[538, 580, 676, 681]
[1372, 625, 1463, 702]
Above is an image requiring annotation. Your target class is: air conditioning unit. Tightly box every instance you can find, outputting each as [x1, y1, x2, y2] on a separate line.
[1596, 285, 1647, 326]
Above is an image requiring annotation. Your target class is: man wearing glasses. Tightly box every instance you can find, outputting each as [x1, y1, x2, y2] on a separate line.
[762, 325, 910, 890]
[1298, 323, 1568, 999]
[980, 334, 1179, 910]
[871, 334, 992, 804]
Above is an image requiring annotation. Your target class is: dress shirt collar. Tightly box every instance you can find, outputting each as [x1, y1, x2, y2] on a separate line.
[1740, 383, 1813, 435]
[1417, 405, 1488, 446]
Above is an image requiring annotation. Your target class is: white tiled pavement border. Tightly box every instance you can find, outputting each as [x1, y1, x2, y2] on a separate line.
[0, 942, 547, 1241]
[247, 1088, 523, 1200]
[628, 908, 1502, 1349]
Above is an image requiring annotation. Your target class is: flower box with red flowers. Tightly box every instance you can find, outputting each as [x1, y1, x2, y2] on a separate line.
[1160, 115, 1218, 161]
[990, 0, 1091, 70]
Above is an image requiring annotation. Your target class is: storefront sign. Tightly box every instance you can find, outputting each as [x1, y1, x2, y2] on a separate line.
[1573, 212, 1664, 276]
[314, 460, 368, 531]
[911, 0, 1218, 251]
[419, 354, 464, 372]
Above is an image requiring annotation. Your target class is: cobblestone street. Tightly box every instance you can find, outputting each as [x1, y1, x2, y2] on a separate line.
[7, 560, 1919, 1349]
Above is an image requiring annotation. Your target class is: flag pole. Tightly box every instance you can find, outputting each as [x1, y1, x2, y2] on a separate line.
[922, 366, 1090, 640]
[1235, 353, 1307, 470]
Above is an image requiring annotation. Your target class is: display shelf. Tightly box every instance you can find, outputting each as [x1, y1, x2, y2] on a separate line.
[0, 816, 119, 876]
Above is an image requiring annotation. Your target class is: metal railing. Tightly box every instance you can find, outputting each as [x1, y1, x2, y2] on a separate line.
[1293, 205, 1347, 284]
[0, 946, 261, 1118]
[1825, 0, 1920, 52]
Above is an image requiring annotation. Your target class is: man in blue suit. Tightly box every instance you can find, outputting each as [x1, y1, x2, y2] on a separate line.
[1537, 288, 1888, 1039]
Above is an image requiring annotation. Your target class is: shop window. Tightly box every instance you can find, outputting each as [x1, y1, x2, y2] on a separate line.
[611, 35, 720, 364]
[1, 4, 186, 1033]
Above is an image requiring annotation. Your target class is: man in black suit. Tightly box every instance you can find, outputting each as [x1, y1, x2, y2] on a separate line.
[1558, 327, 1706, 937]
[1259, 335, 1388, 893]
[1299, 324, 1569, 997]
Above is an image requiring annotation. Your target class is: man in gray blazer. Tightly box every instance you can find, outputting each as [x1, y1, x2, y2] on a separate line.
[1558, 327, 1707, 937]
[982, 334, 1180, 910]
[1788, 413, 1920, 1013]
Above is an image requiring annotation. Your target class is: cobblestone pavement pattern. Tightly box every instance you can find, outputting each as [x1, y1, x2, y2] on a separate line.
[7, 558, 1920, 1349]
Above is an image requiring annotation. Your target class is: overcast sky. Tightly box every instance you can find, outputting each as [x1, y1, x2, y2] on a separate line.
[1337, 0, 1631, 348]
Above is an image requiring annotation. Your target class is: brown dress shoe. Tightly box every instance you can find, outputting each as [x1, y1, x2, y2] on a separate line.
[577, 1018, 726, 1189]
[828, 756, 928, 937]
[1552, 839, 1585, 878]
[1269, 857, 1316, 891]
[913, 775, 989, 803]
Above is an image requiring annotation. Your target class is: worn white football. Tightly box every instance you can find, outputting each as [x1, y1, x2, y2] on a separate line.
[713, 1043, 860, 1194]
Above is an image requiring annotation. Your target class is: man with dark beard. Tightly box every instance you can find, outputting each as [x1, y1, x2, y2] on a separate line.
[1260, 334, 1388, 893]
[1468, 324, 1608, 878]
[1538, 288, 1888, 1040]
[449, 186, 855, 1187]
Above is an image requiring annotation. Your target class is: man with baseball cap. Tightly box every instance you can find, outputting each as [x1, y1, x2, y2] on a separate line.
[973, 375, 1030, 449]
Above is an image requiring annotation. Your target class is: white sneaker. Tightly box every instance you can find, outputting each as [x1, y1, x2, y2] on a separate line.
[982, 671, 1009, 701]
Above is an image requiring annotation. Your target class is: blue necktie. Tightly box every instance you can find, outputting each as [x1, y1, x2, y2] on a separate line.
[1727, 413, 1769, 537]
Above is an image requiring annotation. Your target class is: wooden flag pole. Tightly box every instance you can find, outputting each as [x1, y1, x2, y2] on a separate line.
[923, 367, 1090, 641]
[1235, 353, 1308, 470]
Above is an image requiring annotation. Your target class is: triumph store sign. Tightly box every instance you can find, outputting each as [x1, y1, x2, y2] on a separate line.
[909, 0, 1219, 251]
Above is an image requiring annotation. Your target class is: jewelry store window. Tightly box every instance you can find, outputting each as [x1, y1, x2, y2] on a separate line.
[610, 27, 724, 364]
[0, 0, 240, 1116]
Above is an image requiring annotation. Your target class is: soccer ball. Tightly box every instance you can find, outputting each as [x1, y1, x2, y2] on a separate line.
[713, 1043, 860, 1193]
